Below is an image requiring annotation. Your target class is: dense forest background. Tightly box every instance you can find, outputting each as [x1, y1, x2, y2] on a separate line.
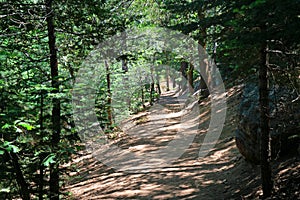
[0, 0, 299, 199]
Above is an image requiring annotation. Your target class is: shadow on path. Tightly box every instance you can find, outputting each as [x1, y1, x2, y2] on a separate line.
[64, 88, 260, 199]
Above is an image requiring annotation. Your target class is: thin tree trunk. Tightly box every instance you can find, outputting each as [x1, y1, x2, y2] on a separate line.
[166, 66, 170, 91]
[122, 60, 131, 108]
[180, 61, 188, 91]
[39, 91, 44, 200]
[259, 42, 273, 198]
[198, 9, 209, 98]
[198, 41, 209, 98]
[121, 32, 128, 73]
[188, 63, 194, 94]
[39, 156, 45, 200]
[155, 66, 161, 95]
[120, 32, 131, 108]
[164, 51, 170, 91]
[105, 60, 113, 127]
[141, 87, 145, 108]
[46, 0, 60, 199]
[9, 152, 30, 200]
[150, 66, 155, 105]
[150, 82, 155, 105]
[172, 74, 176, 89]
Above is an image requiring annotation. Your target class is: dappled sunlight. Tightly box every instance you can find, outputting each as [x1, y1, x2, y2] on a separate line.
[64, 89, 261, 199]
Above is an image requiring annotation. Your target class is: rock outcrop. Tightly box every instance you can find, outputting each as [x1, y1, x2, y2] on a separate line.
[236, 82, 300, 164]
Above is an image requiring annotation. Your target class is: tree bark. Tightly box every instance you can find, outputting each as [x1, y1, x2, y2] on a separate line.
[198, 41, 209, 98]
[172, 74, 176, 89]
[9, 152, 30, 200]
[165, 51, 170, 91]
[141, 87, 145, 108]
[166, 66, 170, 91]
[39, 156, 45, 200]
[187, 63, 194, 94]
[155, 65, 161, 95]
[39, 91, 45, 200]
[120, 32, 131, 108]
[198, 9, 209, 98]
[105, 60, 113, 127]
[45, 0, 60, 199]
[150, 66, 155, 105]
[180, 61, 188, 91]
[259, 42, 273, 198]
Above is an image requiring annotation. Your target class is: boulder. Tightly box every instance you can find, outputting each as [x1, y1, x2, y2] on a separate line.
[235, 82, 300, 164]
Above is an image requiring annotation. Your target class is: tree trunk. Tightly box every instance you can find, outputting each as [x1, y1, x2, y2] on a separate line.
[180, 61, 188, 91]
[259, 42, 273, 198]
[166, 66, 170, 91]
[45, 0, 61, 199]
[39, 91, 45, 200]
[155, 66, 161, 95]
[120, 32, 131, 108]
[9, 152, 30, 200]
[105, 60, 113, 127]
[198, 9, 209, 98]
[150, 66, 155, 105]
[172, 74, 176, 89]
[39, 156, 45, 200]
[198, 42, 209, 98]
[187, 63, 194, 94]
[150, 82, 155, 105]
[121, 59, 128, 73]
[141, 87, 145, 108]
[121, 31, 128, 73]
[210, 41, 217, 88]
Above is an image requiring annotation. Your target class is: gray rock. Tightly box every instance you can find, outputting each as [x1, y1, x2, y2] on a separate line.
[235, 82, 300, 164]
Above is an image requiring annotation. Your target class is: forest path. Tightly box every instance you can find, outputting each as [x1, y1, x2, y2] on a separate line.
[64, 89, 260, 199]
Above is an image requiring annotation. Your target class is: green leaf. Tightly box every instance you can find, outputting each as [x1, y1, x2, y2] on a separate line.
[5, 144, 20, 153]
[43, 154, 56, 166]
[1, 123, 11, 129]
[0, 150, 5, 155]
[249, 0, 266, 8]
[17, 122, 34, 130]
[233, 8, 240, 13]
[0, 188, 10, 193]
[16, 127, 23, 133]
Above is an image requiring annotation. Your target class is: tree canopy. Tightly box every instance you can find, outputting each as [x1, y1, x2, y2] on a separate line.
[0, 0, 299, 199]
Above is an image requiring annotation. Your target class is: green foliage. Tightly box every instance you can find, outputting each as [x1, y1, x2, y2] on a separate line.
[0, 141, 20, 153]
[42, 153, 55, 167]
[0, 0, 299, 199]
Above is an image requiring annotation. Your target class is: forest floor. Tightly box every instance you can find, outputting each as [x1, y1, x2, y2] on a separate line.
[63, 87, 299, 200]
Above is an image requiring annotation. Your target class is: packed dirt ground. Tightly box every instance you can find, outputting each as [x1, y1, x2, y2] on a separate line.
[63, 87, 299, 200]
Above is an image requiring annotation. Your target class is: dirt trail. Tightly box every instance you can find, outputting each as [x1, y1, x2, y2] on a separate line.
[64, 88, 261, 200]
